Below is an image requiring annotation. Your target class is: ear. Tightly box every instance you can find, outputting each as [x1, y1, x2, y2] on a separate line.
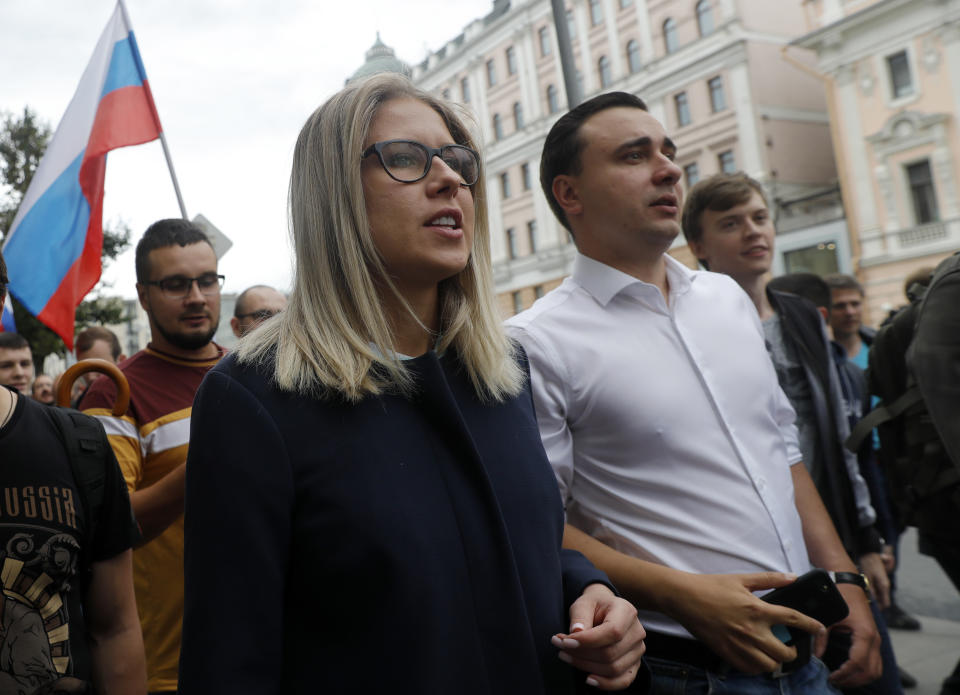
[551, 175, 583, 220]
[136, 283, 149, 312]
[230, 316, 242, 338]
[688, 238, 708, 266]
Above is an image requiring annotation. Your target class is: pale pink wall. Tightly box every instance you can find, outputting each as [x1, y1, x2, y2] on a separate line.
[747, 43, 827, 112]
[762, 120, 836, 184]
[736, 0, 808, 35]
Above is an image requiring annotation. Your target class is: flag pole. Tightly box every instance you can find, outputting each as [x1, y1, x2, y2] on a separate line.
[117, 0, 188, 221]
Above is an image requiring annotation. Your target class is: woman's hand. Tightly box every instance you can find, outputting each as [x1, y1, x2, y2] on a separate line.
[552, 583, 646, 690]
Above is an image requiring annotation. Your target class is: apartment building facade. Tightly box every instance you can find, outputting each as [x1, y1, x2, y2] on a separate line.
[401, 0, 842, 315]
[796, 0, 960, 320]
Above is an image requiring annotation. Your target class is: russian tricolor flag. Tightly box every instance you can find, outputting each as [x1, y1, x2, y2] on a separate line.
[0, 296, 15, 333]
[1, 2, 162, 349]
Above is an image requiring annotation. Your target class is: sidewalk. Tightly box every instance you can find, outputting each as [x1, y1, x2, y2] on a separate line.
[890, 615, 960, 694]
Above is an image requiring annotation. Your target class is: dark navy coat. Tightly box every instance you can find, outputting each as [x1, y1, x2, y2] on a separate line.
[179, 350, 616, 694]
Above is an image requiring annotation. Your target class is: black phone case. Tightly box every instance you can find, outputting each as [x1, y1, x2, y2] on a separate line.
[761, 568, 850, 674]
[762, 568, 849, 627]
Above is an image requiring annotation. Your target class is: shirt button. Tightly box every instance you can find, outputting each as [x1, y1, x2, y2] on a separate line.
[757, 477, 767, 491]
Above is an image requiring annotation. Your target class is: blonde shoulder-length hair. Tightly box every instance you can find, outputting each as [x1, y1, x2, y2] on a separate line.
[237, 73, 523, 402]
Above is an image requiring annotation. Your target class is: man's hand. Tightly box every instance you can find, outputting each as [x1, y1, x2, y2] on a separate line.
[880, 544, 896, 574]
[859, 553, 891, 609]
[827, 583, 882, 688]
[662, 571, 827, 675]
[552, 583, 646, 690]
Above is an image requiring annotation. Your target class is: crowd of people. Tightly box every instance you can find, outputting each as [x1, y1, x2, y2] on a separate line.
[0, 72, 956, 695]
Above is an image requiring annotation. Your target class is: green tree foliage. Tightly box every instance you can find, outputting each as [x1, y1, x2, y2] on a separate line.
[1, 107, 131, 368]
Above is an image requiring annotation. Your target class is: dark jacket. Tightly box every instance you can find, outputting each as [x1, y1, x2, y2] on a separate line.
[179, 349, 632, 695]
[767, 289, 881, 558]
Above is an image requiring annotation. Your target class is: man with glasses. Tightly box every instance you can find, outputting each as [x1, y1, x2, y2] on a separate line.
[80, 218, 226, 695]
[230, 284, 286, 338]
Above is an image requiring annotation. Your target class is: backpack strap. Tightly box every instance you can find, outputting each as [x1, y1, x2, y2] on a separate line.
[49, 407, 107, 595]
[845, 385, 924, 452]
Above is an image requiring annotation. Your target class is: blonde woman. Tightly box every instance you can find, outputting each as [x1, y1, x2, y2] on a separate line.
[179, 74, 646, 695]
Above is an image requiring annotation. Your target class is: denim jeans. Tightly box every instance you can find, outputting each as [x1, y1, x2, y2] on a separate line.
[646, 655, 841, 695]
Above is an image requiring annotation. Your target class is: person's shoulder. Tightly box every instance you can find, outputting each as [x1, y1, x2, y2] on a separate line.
[505, 279, 580, 335]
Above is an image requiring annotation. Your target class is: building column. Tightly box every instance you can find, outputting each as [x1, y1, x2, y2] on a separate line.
[532, 175, 562, 247]
[516, 26, 542, 122]
[941, 20, 960, 213]
[834, 64, 883, 257]
[716, 0, 736, 22]
[573, 0, 595, 94]
[633, 0, 655, 64]
[486, 169, 506, 261]
[468, 59, 491, 144]
[727, 63, 764, 175]
[601, 0, 624, 80]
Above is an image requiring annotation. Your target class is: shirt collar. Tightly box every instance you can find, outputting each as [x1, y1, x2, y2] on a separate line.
[572, 252, 697, 306]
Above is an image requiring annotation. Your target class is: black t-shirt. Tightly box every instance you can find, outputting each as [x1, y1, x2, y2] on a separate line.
[0, 387, 138, 693]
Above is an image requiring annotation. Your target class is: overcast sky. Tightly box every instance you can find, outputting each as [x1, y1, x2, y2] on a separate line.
[1, 0, 493, 300]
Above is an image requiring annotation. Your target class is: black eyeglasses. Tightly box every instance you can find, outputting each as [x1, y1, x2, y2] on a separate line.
[144, 273, 224, 300]
[361, 139, 480, 186]
[235, 309, 281, 322]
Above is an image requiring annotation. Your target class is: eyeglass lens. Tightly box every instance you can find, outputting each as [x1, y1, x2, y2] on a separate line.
[380, 141, 478, 185]
[160, 274, 223, 297]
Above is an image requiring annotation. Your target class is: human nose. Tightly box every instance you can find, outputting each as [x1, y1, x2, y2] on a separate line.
[183, 279, 207, 303]
[425, 154, 465, 197]
[653, 155, 682, 187]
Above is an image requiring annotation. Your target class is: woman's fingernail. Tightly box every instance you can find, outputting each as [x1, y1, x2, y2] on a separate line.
[557, 651, 573, 663]
[784, 573, 798, 581]
[571, 622, 586, 632]
[586, 677, 600, 687]
[562, 637, 580, 649]
[551, 635, 564, 648]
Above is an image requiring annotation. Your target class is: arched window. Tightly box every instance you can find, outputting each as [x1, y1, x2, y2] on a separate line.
[513, 102, 525, 130]
[626, 39, 642, 74]
[663, 18, 678, 54]
[589, 0, 603, 26]
[696, 0, 714, 37]
[493, 114, 503, 140]
[598, 56, 612, 88]
[547, 84, 560, 114]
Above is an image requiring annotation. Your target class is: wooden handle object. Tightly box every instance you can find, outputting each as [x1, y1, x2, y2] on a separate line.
[56, 359, 131, 416]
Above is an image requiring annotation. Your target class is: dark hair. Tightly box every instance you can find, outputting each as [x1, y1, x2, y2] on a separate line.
[75, 326, 123, 360]
[540, 91, 648, 232]
[0, 332, 29, 351]
[681, 172, 768, 248]
[0, 248, 7, 301]
[823, 273, 864, 297]
[768, 273, 832, 311]
[135, 219, 212, 283]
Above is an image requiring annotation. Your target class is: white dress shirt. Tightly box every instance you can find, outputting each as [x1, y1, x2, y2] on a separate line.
[506, 253, 813, 638]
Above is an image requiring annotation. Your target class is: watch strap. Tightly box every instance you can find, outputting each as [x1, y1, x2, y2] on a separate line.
[831, 570, 869, 592]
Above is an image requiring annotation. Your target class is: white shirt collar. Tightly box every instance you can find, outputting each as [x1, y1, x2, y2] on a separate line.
[571, 251, 697, 307]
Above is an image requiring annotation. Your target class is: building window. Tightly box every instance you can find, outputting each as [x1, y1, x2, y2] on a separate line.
[718, 150, 735, 173]
[887, 50, 914, 99]
[513, 102, 524, 130]
[493, 113, 503, 140]
[507, 228, 518, 260]
[534, 284, 545, 299]
[506, 46, 517, 76]
[674, 92, 691, 127]
[590, 0, 604, 26]
[619, 0, 633, 7]
[539, 26, 551, 56]
[784, 242, 839, 276]
[527, 220, 538, 253]
[906, 160, 939, 224]
[512, 291, 523, 314]
[663, 18, 678, 54]
[684, 162, 700, 186]
[486, 59, 497, 87]
[626, 39, 642, 74]
[521, 162, 532, 190]
[460, 77, 470, 103]
[598, 56, 612, 88]
[708, 76, 726, 112]
[547, 84, 560, 114]
[696, 0, 714, 37]
[566, 10, 577, 39]
[442, 88, 450, 100]
[500, 172, 511, 199]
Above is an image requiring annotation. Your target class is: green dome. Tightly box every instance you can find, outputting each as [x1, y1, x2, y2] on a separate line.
[348, 33, 412, 83]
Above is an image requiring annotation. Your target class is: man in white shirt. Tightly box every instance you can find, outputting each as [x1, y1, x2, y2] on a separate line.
[506, 92, 881, 693]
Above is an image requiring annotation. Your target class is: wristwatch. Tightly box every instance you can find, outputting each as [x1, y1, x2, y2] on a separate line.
[831, 570, 870, 594]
